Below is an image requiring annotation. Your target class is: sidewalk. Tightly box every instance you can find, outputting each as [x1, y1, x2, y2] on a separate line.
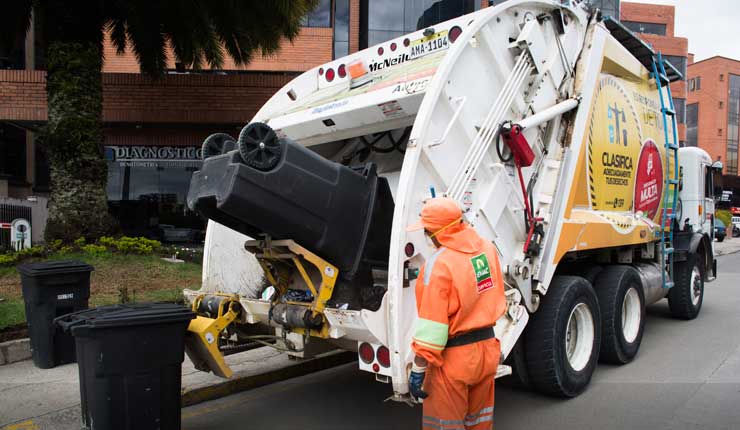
[714, 236, 740, 256]
[0, 346, 354, 429]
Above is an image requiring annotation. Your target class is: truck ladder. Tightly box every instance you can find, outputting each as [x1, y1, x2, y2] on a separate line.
[651, 53, 680, 289]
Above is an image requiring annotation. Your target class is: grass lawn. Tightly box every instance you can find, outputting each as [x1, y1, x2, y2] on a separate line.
[0, 252, 202, 331]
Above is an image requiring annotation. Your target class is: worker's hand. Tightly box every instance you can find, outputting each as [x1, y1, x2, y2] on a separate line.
[408, 364, 429, 402]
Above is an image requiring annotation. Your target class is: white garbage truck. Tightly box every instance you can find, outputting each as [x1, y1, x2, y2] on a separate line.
[183, 0, 722, 400]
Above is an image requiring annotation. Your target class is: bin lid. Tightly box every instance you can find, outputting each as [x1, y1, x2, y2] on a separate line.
[17, 260, 94, 277]
[56, 303, 195, 335]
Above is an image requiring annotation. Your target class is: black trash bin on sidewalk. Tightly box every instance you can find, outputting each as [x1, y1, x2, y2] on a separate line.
[56, 303, 196, 430]
[17, 260, 93, 369]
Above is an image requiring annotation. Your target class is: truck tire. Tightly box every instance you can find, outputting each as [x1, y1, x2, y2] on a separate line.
[668, 252, 704, 320]
[525, 276, 601, 397]
[593, 266, 645, 364]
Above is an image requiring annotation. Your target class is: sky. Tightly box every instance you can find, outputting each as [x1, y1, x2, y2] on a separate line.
[624, 0, 739, 62]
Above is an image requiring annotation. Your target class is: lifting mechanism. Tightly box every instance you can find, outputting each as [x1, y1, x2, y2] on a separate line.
[185, 293, 242, 378]
[184, 238, 340, 377]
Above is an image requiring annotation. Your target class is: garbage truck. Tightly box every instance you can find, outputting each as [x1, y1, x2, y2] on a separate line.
[183, 0, 723, 400]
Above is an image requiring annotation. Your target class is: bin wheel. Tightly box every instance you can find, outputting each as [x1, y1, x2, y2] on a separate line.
[202, 133, 236, 160]
[524, 276, 600, 397]
[238, 122, 282, 171]
[593, 265, 645, 364]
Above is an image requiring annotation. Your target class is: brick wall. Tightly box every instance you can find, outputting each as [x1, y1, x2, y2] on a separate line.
[688, 57, 740, 166]
[620, 2, 675, 37]
[102, 27, 333, 74]
[0, 70, 295, 125]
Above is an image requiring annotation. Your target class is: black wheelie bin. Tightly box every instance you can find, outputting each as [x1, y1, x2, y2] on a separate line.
[56, 303, 195, 430]
[17, 260, 93, 368]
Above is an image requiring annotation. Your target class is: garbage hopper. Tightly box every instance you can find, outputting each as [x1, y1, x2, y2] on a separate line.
[17, 260, 93, 369]
[56, 303, 196, 430]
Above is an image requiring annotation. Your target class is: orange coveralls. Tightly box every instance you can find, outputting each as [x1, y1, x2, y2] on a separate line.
[412, 222, 506, 430]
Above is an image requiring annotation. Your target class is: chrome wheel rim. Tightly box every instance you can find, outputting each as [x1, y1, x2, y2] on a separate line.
[691, 266, 702, 306]
[622, 287, 641, 343]
[565, 302, 595, 372]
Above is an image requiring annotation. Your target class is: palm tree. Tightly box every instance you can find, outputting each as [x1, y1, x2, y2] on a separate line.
[1, 0, 318, 242]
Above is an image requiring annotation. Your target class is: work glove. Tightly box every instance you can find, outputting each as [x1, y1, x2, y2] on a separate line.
[408, 364, 429, 402]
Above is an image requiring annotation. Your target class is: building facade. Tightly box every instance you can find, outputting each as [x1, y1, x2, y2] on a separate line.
[0, 0, 485, 240]
[620, 2, 688, 146]
[686, 56, 740, 177]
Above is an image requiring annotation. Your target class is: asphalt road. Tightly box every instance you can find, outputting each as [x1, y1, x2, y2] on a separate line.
[183, 253, 740, 430]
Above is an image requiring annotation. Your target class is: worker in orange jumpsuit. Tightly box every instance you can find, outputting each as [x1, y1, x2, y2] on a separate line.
[406, 197, 507, 430]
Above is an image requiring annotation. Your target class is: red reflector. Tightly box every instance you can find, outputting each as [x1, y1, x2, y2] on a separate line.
[404, 38, 410, 47]
[318, 67, 324, 76]
[372, 363, 380, 373]
[377, 346, 390, 368]
[449, 26, 463, 43]
[404, 242, 415, 257]
[338, 64, 347, 78]
[390, 42, 397, 51]
[377, 46, 384, 55]
[359, 342, 374, 364]
[326, 68, 335, 82]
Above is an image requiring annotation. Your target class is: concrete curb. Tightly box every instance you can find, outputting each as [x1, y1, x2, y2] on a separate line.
[0, 338, 31, 366]
[181, 350, 356, 406]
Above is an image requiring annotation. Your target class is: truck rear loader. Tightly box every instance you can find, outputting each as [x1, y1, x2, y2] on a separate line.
[183, 0, 723, 400]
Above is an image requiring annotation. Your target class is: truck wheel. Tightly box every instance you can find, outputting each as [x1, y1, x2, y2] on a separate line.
[593, 266, 645, 364]
[525, 276, 600, 397]
[668, 252, 704, 320]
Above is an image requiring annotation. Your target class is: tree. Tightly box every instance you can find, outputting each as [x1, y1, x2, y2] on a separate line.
[1, 0, 318, 242]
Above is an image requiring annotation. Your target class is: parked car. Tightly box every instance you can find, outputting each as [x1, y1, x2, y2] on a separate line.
[715, 219, 726, 242]
[733, 216, 740, 237]
[731, 207, 740, 216]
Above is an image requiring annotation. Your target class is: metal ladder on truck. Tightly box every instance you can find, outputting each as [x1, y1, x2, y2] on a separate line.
[651, 53, 680, 289]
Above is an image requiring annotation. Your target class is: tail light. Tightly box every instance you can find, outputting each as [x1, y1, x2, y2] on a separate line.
[448, 26, 463, 43]
[325, 68, 335, 82]
[390, 42, 397, 51]
[377, 346, 391, 368]
[338, 64, 347, 78]
[377, 46, 384, 55]
[359, 342, 374, 364]
[404, 242, 415, 257]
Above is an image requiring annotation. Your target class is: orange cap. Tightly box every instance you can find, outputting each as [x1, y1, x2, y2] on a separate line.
[406, 197, 463, 235]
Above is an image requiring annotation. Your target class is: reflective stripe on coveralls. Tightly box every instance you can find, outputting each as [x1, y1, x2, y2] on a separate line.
[409, 198, 506, 430]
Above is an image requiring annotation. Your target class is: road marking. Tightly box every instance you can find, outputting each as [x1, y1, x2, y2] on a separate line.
[2, 420, 39, 430]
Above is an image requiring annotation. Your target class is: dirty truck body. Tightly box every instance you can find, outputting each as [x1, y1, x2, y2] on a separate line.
[184, 0, 720, 399]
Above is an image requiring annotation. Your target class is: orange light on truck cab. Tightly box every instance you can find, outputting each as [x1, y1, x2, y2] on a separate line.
[699, 205, 703, 216]
[348, 59, 368, 79]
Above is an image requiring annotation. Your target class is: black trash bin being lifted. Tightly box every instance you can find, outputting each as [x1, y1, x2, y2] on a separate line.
[56, 303, 196, 430]
[17, 260, 93, 369]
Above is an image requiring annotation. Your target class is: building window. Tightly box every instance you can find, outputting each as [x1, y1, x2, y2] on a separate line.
[673, 98, 686, 125]
[0, 33, 25, 70]
[727, 74, 740, 174]
[695, 76, 701, 91]
[689, 78, 695, 92]
[334, 0, 350, 58]
[663, 55, 687, 80]
[303, 0, 332, 28]
[361, 0, 480, 48]
[686, 102, 698, 147]
[621, 21, 667, 36]
[720, 73, 725, 82]
[585, 0, 621, 19]
[719, 129, 723, 136]
[104, 145, 205, 238]
[720, 101, 724, 109]
[34, 142, 50, 192]
[0, 124, 27, 184]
